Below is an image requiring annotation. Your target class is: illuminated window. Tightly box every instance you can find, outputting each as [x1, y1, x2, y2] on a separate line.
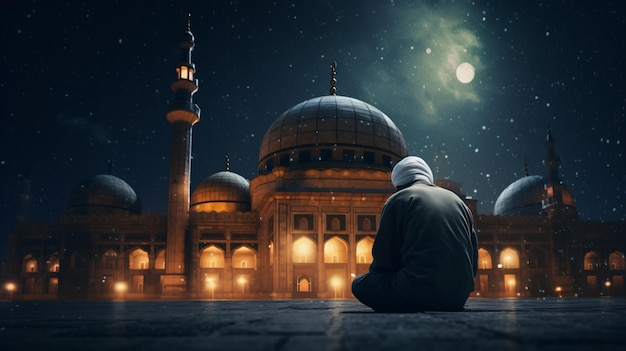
[297, 275, 312, 292]
[176, 66, 194, 81]
[324, 237, 347, 263]
[233, 246, 256, 269]
[200, 245, 225, 268]
[609, 251, 625, 270]
[155, 250, 166, 270]
[584, 252, 599, 271]
[504, 273, 516, 296]
[293, 237, 316, 263]
[129, 249, 149, 270]
[356, 237, 374, 264]
[478, 248, 492, 269]
[23, 255, 38, 273]
[499, 248, 520, 269]
[48, 253, 60, 272]
[269, 240, 274, 266]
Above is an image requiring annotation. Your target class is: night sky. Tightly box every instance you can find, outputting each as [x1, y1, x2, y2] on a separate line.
[1, 1, 624, 248]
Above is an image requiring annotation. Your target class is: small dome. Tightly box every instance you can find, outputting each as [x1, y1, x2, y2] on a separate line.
[494, 175, 546, 216]
[66, 174, 141, 215]
[191, 171, 251, 213]
[258, 95, 407, 174]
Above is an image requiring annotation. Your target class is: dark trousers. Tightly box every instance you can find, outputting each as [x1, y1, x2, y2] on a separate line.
[352, 272, 465, 312]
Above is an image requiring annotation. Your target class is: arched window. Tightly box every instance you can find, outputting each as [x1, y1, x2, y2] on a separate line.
[47, 253, 60, 272]
[297, 275, 312, 292]
[331, 217, 341, 231]
[232, 246, 257, 269]
[361, 218, 372, 232]
[128, 248, 149, 270]
[609, 251, 625, 270]
[298, 216, 309, 230]
[584, 252, 599, 271]
[23, 255, 38, 273]
[499, 248, 520, 269]
[200, 245, 225, 268]
[356, 237, 374, 264]
[102, 249, 117, 269]
[293, 237, 316, 263]
[478, 248, 492, 269]
[155, 250, 166, 270]
[526, 249, 547, 269]
[324, 237, 348, 263]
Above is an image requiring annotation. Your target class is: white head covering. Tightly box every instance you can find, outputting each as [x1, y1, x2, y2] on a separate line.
[391, 156, 434, 188]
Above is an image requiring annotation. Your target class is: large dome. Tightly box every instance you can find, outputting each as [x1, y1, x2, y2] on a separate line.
[66, 174, 141, 215]
[191, 171, 251, 213]
[494, 175, 546, 216]
[258, 95, 407, 174]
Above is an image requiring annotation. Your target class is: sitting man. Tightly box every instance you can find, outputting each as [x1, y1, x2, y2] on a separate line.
[352, 156, 478, 312]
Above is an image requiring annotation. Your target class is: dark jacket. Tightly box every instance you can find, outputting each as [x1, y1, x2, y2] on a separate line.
[370, 181, 478, 309]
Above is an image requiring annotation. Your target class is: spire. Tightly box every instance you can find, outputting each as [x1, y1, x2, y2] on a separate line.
[329, 61, 337, 96]
[225, 153, 230, 171]
[544, 125, 560, 185]
[187, 12, 191, 32]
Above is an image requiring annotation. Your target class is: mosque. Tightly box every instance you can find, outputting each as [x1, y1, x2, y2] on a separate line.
[2, 23, 625, 300]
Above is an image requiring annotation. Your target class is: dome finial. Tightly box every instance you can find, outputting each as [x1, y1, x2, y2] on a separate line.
[187, 12, 192, 32]
[225, 152, 230, 171]
[329, 61, 337, 96]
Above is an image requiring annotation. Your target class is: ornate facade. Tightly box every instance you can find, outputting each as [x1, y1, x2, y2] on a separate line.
[2, 24, 625, 301]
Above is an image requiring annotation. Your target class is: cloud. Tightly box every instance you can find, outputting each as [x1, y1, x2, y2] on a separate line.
[356, 3, 482, 124]
[56, 113, 111, 143]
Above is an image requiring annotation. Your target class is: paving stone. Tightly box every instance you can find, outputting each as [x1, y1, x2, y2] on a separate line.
[1, 298, 626, 350]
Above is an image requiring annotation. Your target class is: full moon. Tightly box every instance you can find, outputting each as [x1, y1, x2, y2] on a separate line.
[456, 62, 475, 83]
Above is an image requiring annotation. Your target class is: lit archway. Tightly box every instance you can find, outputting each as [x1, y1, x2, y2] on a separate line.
[233, 246, 257, 269]
[356, 237, 374, 264]
[297, 274, 312, 292]
[155, 250, 166, 270]
[293, 237, 316, 263]
[478, 248, 492, 269]
[200, 245, 225, 268]
[499, 248, 520, 269]
[609, 251, 625, 270]
[23, 254, 38, 273]
[324, 237, 348, 263]
[128, 249, 149, 270]
[47, 253, 60, 272]
[584, 251, 599, 271]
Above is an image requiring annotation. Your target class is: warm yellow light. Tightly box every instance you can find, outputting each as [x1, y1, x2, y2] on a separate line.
[555, 286, 562, 292]
[4, 282, 16, 292]
[507, 278, 516, 287]
[238, 277, 247, 285]
[330, 276, 342, 289]
[114, 281, 127, 293]
[605, 281, 612, 287]
[181, 66, 188, 79]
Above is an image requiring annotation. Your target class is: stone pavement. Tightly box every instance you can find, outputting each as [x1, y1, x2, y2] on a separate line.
[1, 298, 625, 350]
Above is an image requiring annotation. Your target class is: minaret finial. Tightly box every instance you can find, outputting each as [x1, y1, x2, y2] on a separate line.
[225, 153, 230, 171]
[187, 12, 192, 32]
[329, 61, 337, 96]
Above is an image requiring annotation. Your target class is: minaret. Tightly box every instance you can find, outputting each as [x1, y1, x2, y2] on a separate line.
[164, 14, 200, 290]
[541, 127, 578, 296]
